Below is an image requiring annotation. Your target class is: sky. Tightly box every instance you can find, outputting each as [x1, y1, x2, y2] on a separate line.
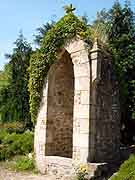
[0, 0, 133, 70]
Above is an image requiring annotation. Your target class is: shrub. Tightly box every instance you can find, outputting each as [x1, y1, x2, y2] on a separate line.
[0, 130, 7, 144]
[13, 155, 35, 171]
[0, 122, 24, 133]
[0, 131, 34, 160]
[111, 154, 135, 180]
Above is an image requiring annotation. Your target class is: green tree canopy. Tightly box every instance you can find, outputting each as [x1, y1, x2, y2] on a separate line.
[0, 32, 33, 129]
[34, 21, 55, 46]
[0, 63, 12, 90]
[94, 1, 135, 143]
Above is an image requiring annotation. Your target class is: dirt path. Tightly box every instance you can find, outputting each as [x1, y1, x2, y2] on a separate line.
[0, 166, 57, 180]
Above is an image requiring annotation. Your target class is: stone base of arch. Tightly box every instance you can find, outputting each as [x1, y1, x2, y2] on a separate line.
[34, 154, 109, 179]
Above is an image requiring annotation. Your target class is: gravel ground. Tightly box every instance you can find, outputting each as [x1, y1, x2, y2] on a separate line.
[0, 166, 57, 180]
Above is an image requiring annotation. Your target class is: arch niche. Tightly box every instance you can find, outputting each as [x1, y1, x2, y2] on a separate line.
[46, 49, 74, 158]
[34, 38, 90, 173]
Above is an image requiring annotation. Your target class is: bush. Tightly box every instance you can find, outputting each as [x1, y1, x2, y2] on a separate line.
[0, 130, 34, 160]
[111, 154, 135, 180]
[0, 122, 24, 133]
[0, 130, 7, 144]
[13, 155, 35, 171]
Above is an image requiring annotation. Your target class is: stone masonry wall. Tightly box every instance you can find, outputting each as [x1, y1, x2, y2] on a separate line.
[89, 45, 120, 162]
[45, 51, 74, 158]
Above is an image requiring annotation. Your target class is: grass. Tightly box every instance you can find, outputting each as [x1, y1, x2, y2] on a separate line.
[111, 154, 135, 180]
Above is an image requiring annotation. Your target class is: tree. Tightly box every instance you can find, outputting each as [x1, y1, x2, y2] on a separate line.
[92, 9, 110, 43]
[0, 32, 33, 129]
[93, 1, 135, 144]
[34, 21, 55, 45]
[108, 1, 135, 144]
[0, 63, 12, 90]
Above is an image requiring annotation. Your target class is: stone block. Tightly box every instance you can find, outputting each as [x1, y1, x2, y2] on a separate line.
[79, 147, 89, 163]
[71, 50, 89, 65]
[74, 91, 81, 105]
[75, 76, 90, 90]
[80, 118, 89, 133]
[92, 59, 97, 81]
[74, 104, 89, 119]
[81, 90, 89, 105]
[73, 132, 80, 146]
[73, 146, 80, 160]
[65, 38, 87, 54]
[80, 133, 89, 148]
[91, 51, 98, 60]
[74, 63, 90, 77]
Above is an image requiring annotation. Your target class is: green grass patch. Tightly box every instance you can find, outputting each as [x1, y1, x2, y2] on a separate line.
[13, 155, 35, 171]
[0, 155, 36, 173]
[111, 154, 135, 180]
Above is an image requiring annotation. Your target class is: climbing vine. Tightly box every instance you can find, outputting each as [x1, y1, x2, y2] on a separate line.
[29, 12, 90, 123]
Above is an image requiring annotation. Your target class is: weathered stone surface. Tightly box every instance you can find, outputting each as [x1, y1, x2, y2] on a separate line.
[34, 38, 120, 178]
[65, 37, 88, 54]
[45, 51, 74, 158]
[74, 63, 90, 77]
[74, 104, 90, 119]
[75, 76, 90, 90]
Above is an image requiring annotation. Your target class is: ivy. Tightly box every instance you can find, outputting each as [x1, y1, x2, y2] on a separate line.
[29, 13, 89, 123]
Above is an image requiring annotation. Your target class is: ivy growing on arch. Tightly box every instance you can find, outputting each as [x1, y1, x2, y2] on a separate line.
[29, 12, 91, 123]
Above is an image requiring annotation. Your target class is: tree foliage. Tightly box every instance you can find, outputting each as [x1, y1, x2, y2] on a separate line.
[0, 64, 12, 90]
[94, 1, 135, 143]
[109, 2, 135, 143]
[92, 9, 110, 43]
[34, 21, 55, 46]
[0, 33, 33, 129]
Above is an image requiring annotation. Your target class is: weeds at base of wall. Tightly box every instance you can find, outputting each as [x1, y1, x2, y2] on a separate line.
[2, 154, 37, 173]
[73, 164, 88, 180]
[13, 154, 35, 172]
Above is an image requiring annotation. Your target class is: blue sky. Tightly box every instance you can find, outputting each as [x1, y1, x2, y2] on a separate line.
[0, 0, 132, 70]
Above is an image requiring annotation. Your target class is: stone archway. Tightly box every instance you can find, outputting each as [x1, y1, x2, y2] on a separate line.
[34, 38, 91, 173]
[34, 38, 120, 175]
